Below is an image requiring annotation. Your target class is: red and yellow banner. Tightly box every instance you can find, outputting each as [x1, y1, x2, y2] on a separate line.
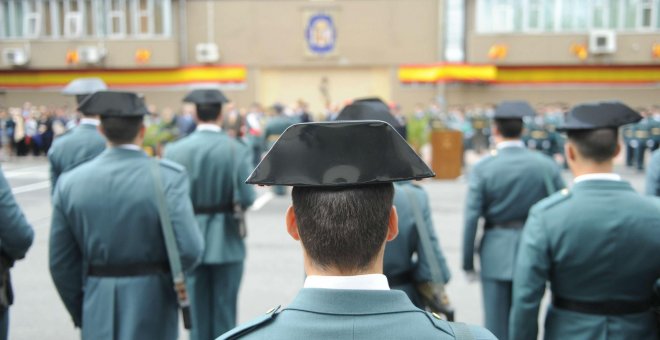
[0, 65, 247, 89]
[399, 64, 660, 85]
[399, 63, 497, 83]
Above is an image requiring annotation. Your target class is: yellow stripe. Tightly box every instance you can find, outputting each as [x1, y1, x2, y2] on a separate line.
[0, 66, 247, 87]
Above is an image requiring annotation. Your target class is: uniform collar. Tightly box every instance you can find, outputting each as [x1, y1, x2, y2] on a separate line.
[288, 289, 421, 316]
[196, 123, 222, 132]
[304, 274, 390, 291]
[573, 173, 622, 184]
[496, 140, 525, 150]
[80, 118, 100, 127]
[114, 144, 143, 152]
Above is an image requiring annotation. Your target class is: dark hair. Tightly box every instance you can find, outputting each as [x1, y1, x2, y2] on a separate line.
[196, 103, 222, 122]
[567, 128, 618, 163]
[100, 116, 143, 144]
[494, 118, 523, 138]
[291, 183, 394, 273]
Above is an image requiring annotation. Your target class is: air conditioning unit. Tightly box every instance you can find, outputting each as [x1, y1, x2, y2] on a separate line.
[77, 46, 106, 65]
[589, 30, 616, 54]
[196, 43, 220, 63]
[2, 48, 29, 67]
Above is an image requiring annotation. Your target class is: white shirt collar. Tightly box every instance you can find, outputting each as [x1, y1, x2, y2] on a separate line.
[196, 123, 221, 132]
[303, 274, 390, 291]
[115, 144, 142, 152]
[80, 118, 100, 127]
[496, 140, 525, 150]
[573, 173, 622, 183]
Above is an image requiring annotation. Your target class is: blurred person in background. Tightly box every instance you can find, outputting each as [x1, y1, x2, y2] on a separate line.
[245, 103, 264, 168]
[176, 104, 197, 138]
[263, 103, 300, 196]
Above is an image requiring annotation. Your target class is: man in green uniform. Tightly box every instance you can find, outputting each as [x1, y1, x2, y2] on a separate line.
[48, 78, 108, 192]
[164, 89, 256, 340]
[217, 120, 495, 340]
[510, 101, 660, 340]
[335, 99, 451, 307]
[262, 104, 299, 196]
[49, 91, 204, 340]
[0, 170, 34, 340]
[463, 101, 565, 340]
[647, 149, 660, 196]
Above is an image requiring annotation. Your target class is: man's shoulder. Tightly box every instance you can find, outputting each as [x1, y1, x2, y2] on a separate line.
[531, 188, 572, 214]
[216, 306, 281, 340]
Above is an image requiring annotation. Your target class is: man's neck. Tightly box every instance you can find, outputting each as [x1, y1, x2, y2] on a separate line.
[570, 162, 614, 178]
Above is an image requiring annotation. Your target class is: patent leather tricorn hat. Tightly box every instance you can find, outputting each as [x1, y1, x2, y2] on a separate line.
[246, 121, 435, 187]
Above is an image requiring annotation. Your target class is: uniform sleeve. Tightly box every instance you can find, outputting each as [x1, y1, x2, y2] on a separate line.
[509, 208, 551, 340]
[237, 146, 256, 208]
[48, 184, 83, 327]
[47, 149, 60, 195]
[551, 162, 565, 192]
[646, 152, 660, 196]
[0, 170, 34, 259]
[462, 168, 484, 271]
[166, 170, 204, 272]
[414, 188, 451, 283]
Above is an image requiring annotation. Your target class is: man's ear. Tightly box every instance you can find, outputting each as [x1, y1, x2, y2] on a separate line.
[286, 205, 300, 241]
[386, 206, 399, 242]
[98, 125, 106, 137]
[565, 142, 577, 163]
[138, 124, 146, 139]
[613, 142, 621, 158]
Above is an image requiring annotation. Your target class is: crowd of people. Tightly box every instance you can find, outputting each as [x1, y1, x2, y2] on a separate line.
[0, 80, 659, 340]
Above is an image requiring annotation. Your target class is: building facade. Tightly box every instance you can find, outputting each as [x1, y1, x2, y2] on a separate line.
[0, 0, 659, 113]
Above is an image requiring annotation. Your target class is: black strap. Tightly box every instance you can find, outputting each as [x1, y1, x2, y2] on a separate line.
[387, 270, 414, 287]
[486, 220, 525, 229]
[553, 295, 652, 315]
[193, 203, 234, 215]
[88, 263, 170, 277]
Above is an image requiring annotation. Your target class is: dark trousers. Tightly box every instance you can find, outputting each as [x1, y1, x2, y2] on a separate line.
[188, 262, 244, 340]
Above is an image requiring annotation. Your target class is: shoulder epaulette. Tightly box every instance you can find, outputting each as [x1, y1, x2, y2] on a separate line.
[159, 158, 185, 172]
[536, 188, 571, 211]
[218, 306, 281, 340]
[420, 311, 453, 337]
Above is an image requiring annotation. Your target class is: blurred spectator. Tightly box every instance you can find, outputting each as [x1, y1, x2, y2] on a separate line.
[176, 104, 197, 138]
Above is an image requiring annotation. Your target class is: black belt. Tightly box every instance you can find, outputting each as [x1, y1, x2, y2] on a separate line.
[387, 270, 414, 287]
[88, 263, 170, 277]
[487, 220, 525, 229]
[553, 295, 652, 315]
[194, 203, 233, 215]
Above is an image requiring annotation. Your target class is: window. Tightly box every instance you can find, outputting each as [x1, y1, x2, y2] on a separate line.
[23, 0, 43, 38]
[475, 0, 660, 33]
[107, 0, 126, 37]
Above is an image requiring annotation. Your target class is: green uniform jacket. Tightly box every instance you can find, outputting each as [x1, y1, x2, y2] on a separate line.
[47, 124, 106, 192]
[49, 148, 204, 340]
[217, 289, 496, 340]
[385, 182, 451, 305]
[164, 130, 256, 264]
[646, 150, 660, 196]
[510, 180, 660, 340]
[463, 146, 564, 280]
[0, 169, 34, 260]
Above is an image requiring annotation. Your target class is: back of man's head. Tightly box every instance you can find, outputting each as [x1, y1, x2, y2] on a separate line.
[567, 128, 618, 163]
[291, 183, 394, 274]
[494, 118, 523, 138]
[101, 116, 144, 145]
[196, 103, 222, 122]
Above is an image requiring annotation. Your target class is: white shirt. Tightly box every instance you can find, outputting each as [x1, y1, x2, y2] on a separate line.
[196, 124, 221, 133]
[496, 140, 525, 150]
[303, 274, 390, 291]
[80, 118, 100, 127]
[116, 144, 142, 152]
[573, 173, 622, 184]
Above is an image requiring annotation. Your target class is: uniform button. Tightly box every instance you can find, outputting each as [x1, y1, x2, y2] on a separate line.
[432, 312, 442, 320]
[266, 307, 276, 314]
[561, 188, 569, 196]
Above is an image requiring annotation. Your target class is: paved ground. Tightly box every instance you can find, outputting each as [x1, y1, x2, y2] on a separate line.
[1, 151, 650, 339]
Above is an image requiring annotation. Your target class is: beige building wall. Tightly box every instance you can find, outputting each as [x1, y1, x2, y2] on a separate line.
[464, 1, 660, 65]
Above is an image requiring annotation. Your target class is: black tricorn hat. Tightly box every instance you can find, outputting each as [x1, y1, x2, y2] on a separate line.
[183, 89, 229, 104]
[78, 91, 149, 117]
[558, 101, 642, 131]
[246, 121, 435, 187]
[337, 98, 401, 128]
[494, 100, 537, 119]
